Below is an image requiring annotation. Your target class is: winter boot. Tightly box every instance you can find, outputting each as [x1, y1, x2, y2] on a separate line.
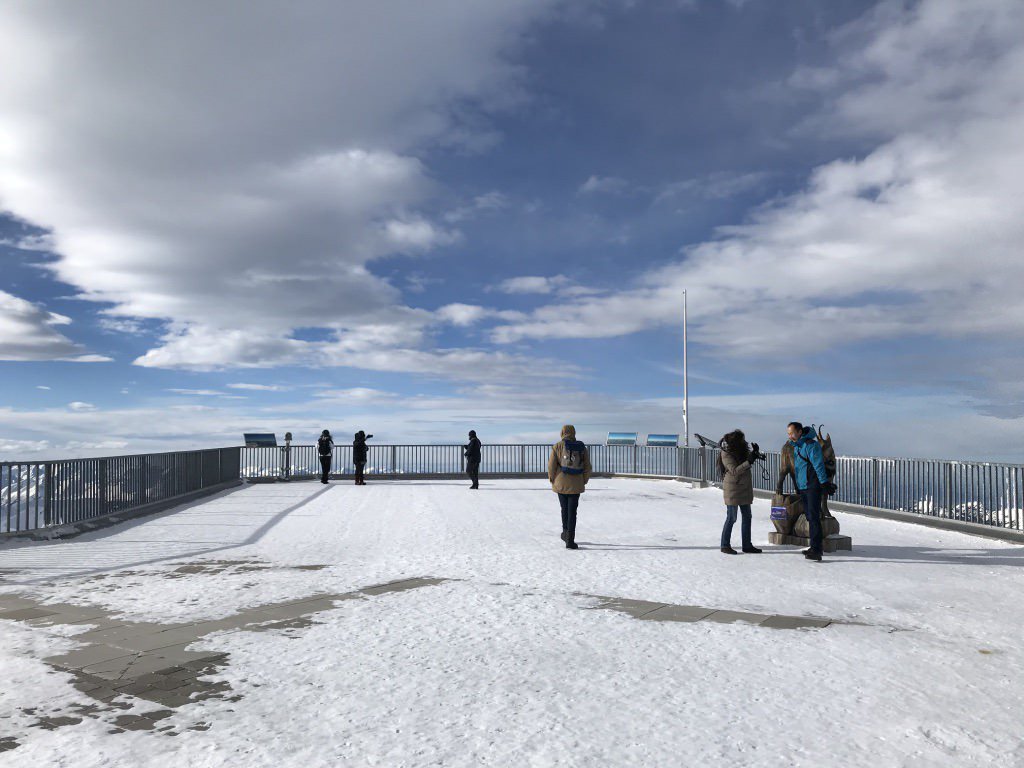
[742, 545, 763, 554]
[720, 546, 738, 555]
[560, 531, 567, 542]
[804, 550, 823, 562]
[566, 510, 578, 549]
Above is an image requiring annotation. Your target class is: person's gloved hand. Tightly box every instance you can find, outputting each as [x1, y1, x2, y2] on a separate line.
[748, 443, 763, 462]
[822, 481, 838, 496]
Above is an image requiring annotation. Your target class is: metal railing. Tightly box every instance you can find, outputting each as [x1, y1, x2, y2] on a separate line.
[1, 447, 240, 535]
[3, 442, 1021, 535]
[243, 443, 1024, 532]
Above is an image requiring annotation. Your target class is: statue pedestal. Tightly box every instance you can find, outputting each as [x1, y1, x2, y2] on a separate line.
[768, 532, 852, 552]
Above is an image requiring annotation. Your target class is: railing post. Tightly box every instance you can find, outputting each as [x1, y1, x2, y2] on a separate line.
[99, 458, 108, 515]
[944, 462, 953, 519]
[139, 456, 147, 505]
[391, 445, 397, 474]
[700, 447, 707, 484]
[871, 458, 879, 508]
[43, 462, 53, 526]
[633, 445, 638, 475]
[520, 445, 526, 475]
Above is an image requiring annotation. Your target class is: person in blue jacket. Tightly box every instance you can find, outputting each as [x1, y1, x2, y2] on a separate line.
[786, 422, 835, 561]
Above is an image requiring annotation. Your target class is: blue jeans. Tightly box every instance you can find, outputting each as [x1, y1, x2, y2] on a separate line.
[800, 486, 823, 554]
[721, 504, 752, 548]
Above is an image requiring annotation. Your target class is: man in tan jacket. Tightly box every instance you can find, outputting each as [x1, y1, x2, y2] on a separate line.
[547, 424, 592, 550]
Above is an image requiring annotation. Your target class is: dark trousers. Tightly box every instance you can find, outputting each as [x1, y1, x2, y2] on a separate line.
[467, 461, 480, 488]
[721, 504, 752, 548]
[319, 456, 331, 483]
[800, 486, 824, 553]
[355, 462, 365, 484]
[558, 493, 580, 539]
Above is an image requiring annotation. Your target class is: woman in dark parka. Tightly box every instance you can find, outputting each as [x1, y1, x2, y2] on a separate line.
[353, 430, 372, 485]
[718, 429, 764, 555]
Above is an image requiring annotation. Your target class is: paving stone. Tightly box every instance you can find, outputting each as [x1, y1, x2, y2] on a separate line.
[79, 655, 137, 681]
[703, 610, 771, 625]
[360, 577, 447, 596]
[111, 629, 204, 653]
[76, 623, 170, 643]
[639, 605, 716, 622]
[113, 681, 159, 697]
[26, 609, 110, 626]
[241, 604, 321, 622]
[594, 598, 668, 618]
[112, 715, 157, 731]
[71, 679, 105, 693]
[0, 607, 60, 621]
[140, 709, 175, 722]
[47, 644, 137, 671]
[153, 675, 192, 691]
[144, 690, 195, 708]
[183, 617, 250, 635]
[30, 715, 83, 730]
[759, 615, 831, 630]
[60, 616, 132, 629]
[0, 595, 35, 610]
[117, 654, 192, 680]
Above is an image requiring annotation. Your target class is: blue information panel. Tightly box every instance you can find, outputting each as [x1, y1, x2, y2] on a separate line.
[606, 432, 638, 446]
[646, 434, 679, 447]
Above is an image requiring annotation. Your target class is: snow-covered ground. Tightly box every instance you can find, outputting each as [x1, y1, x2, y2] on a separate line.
[1, 478, 1023, 767]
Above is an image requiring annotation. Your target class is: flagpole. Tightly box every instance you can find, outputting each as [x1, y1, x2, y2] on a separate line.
[683, 289, 689, 448]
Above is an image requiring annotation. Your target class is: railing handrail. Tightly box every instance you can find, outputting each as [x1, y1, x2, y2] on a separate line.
[269, 443, 1024, 469]
[0, 445, 231, 468]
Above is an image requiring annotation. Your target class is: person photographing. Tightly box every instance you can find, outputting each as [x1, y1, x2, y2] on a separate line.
[718, 429, 764, 555]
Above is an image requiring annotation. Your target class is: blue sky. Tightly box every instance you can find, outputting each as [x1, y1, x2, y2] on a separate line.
[1, 0, 1022, 461]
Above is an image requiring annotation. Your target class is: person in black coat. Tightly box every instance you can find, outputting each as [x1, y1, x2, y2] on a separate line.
[464, 430, 481, 489]
[317, 429, 334, 484]
[353, 430, 372, 485]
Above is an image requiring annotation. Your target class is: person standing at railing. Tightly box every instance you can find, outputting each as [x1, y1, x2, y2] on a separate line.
[353, 430, 372, 485]
[718, 430, 764, 555]
[785, 422, 834, 561]
[548, 425, 592, 550]
[317, 430, 334, 485]
[464, 430, 481, 489]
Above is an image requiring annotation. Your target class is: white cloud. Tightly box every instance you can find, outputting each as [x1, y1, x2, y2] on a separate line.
[383, 217, 461, 252]
[36, 385, 51, 390]
[227, 383, 290, 392]
[315, 388, 395, 402]
[0, 289, 105, 361]
[444, 191, 510, 223]
[98, 317, 146, 335]
[435, 303, 490, 327]
[67, 401, 96, 411]
[494, 275, 572, 294]
[655, 171, 770, 203]
[578, 175, 629, 195]
[0, 1, 556, 371]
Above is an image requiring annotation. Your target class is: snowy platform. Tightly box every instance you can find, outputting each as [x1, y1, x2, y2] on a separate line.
[1, 479, 1023, 766]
